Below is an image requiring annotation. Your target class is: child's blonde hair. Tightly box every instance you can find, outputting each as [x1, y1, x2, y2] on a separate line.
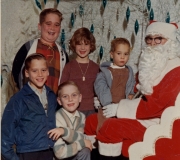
[57, 81, 80, 97]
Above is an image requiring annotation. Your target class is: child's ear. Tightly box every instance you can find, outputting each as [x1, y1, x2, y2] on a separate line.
[110, 52, 114, 59]
[57, 97, 62, 105]
[38, 23, 41, 31]
[79, 94, 82, 102]
[25, 69, 29, 78]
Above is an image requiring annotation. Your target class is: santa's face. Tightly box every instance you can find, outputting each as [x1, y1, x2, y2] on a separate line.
[137, 39, 171, 95]
[145, 35, 168, 46]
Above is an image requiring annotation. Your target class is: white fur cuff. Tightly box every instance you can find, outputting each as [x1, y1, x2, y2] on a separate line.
[117, 98, 141, 119]
[98, 141, 122, 156]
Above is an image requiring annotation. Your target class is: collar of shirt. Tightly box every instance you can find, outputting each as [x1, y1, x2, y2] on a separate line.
[28, 82, 46, 95]
[28, 82, 48, 112]
[110, 63, 125, 69]
[39, 39, 57, 50]
[62, 108, 80, 123]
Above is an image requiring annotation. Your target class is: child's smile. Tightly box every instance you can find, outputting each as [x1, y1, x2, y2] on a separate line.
[48, 31, 56, 35]
[79, 51, 87, 55]
[67, 103, 75, 107]
[75, 41, 91, 59]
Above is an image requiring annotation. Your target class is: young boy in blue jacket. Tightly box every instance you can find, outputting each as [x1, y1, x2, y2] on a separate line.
[1, 53, 57, 160]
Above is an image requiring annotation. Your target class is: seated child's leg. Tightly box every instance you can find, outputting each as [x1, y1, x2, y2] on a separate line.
[75, 148, 91, 160]
[67, 148, 91, 160]
[63, 148, 90, 160]
[97, 108, 108, 133]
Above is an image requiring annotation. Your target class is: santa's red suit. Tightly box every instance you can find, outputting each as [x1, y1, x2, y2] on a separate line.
[85, 57, 180, 157]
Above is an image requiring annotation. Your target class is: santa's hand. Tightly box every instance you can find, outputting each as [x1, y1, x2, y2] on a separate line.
[103, 103, 118, 118]
[94, 97, 101, 109]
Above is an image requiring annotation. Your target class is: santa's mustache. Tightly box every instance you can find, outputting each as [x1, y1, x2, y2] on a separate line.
[142, 45, 165, 56]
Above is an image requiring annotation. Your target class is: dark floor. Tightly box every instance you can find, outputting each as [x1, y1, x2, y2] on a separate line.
[91, 148, 129, 160]
[1, 149, 129, 160]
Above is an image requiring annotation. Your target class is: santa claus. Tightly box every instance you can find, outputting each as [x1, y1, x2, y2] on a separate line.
[85, 21, 180, 160]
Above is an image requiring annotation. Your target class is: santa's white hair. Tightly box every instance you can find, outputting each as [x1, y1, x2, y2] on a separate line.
[137, 38, 180, 95]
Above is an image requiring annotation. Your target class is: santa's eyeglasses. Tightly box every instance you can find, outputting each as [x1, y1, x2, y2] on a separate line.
[145, 36, 165, 44]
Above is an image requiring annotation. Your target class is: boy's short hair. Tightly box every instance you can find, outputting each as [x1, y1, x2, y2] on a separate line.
[57, 81, 80, 97]
[25, 53, 47, 70]
[110, 38, 131, 52]
[39, 8, 63, 24]
[70, 27, 96, 53]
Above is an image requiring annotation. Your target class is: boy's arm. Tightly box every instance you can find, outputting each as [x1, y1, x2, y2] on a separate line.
[53, 135, 86, 159]
[56, 112, 85, 143]
[94, 72, 112, 106]
[1, 98, 20, 160]
[54, 114, 86, 159]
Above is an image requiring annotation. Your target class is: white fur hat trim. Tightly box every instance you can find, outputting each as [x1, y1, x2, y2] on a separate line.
[146, 22, 177, 41]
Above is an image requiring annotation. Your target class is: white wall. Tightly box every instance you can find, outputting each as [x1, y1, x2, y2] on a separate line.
[1, 0, 180, 115]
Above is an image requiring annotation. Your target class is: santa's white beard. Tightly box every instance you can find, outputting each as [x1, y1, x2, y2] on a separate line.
[137, 40, 177, 95]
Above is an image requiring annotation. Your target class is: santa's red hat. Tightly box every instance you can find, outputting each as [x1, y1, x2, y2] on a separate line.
[146, 21, 178, 41]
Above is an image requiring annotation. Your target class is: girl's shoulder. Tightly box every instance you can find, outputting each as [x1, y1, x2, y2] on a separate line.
[89, 60, 99, 68]
[64, 59, 77, 67]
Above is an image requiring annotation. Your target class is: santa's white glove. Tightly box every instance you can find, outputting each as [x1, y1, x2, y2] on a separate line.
[103, 103, 118, 118]
[94, 97, 101, 109]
